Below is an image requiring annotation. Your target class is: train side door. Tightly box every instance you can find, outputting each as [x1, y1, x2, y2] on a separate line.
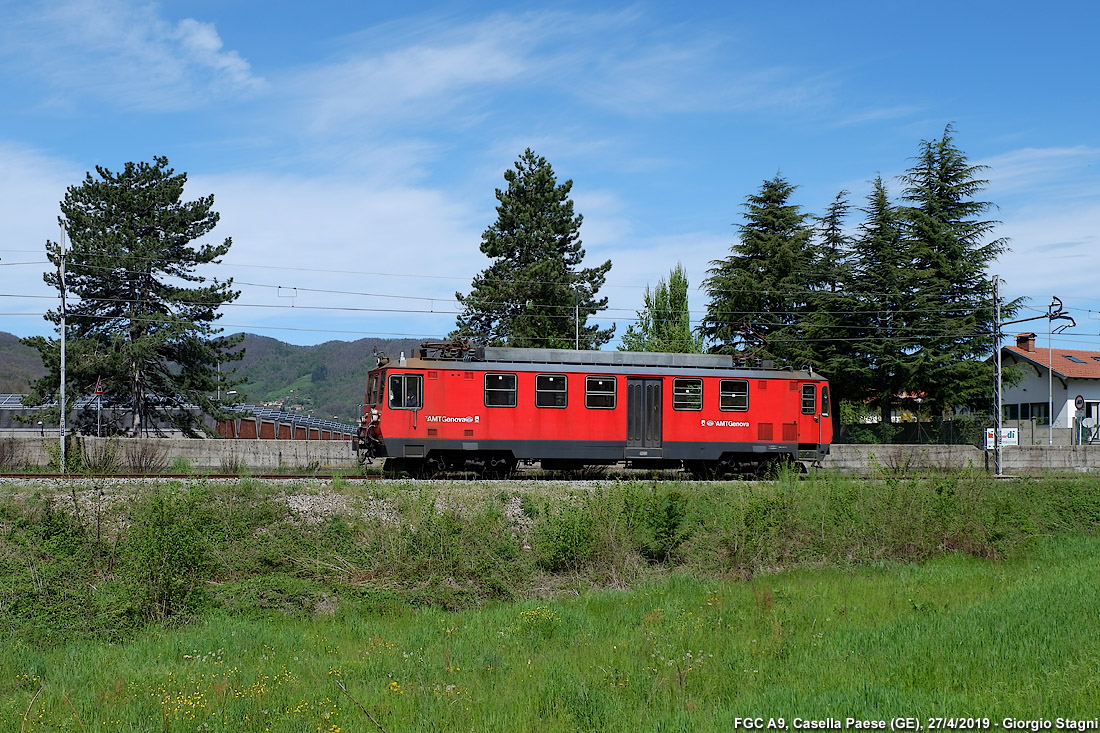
[800, 382, 819, 444]
[626, 378, 662, 458]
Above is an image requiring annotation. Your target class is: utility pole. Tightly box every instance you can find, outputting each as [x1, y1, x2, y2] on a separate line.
[994, 286, 1075, 472]
[59, 222, 67, 472]
[992, 276, 1003, 476]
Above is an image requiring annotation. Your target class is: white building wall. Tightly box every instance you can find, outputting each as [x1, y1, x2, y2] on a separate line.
[1002, 354, 1100, 430]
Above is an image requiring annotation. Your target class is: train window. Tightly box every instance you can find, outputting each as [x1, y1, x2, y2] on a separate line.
[536, 374, 568, 408]
[673, 378, 702, 410]
[719, 379, 749, 411]
[484, 373, 517, 407]
[389, 374, 423, 410]
[820, 385, 830, 416]
[801, 384, 816, 414]
[366, 373, 380, 405]
[585, 376, 616, 409]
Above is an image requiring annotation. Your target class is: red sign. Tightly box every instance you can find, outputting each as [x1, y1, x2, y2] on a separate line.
[94, 377, 103, 396]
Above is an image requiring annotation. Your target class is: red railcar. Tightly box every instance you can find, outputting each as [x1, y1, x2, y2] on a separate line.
[355, 344, 832, 477]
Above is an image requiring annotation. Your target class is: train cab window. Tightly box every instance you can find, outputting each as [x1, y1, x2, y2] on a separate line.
[719, 379, 749, 411]
[536, 374, 568, 408]
[801, 384, 816, 414]
[389, 374, 423, 410]
[673, 378, 702, 410]
[485, 373, 517, 407]
[820, 385, 830, 417]
[585, 376, 616, 409]
[367, 373, 381, 405]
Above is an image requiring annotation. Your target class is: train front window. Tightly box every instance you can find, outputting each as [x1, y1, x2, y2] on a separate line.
[673, 378, 702, 410]
[801, 384, 816, 414]
[536, 374, 568, 408]
[719, 379, 749, 411]
[485, 373, 517, 407]
[367, 373, 381, 405]
[389, 374, 423, 410]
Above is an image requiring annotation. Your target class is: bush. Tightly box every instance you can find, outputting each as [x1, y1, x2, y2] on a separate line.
[118, 487, 215, 621]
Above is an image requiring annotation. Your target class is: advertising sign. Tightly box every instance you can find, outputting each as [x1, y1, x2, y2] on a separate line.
[985, 427, 1019, 449]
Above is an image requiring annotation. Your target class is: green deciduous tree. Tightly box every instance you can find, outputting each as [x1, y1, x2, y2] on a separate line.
[451, 149, 613, 349]
[24, 156, 243, 436]
[620, 263, 702, 353]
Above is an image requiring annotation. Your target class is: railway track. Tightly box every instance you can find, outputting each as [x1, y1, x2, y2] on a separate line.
[0, 473, 383, 481]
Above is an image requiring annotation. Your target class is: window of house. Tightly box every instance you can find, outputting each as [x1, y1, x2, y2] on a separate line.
[673, 378, 702, 410]
[1064, 355, 1086, 364]
[719, 379, 749, 411]
[585, 376, 616, 409]
[1003, 403, 1020, 420]
[389, 373, 423, 409]
[536, 374, 568, 407]
[484, 373, 517, 407]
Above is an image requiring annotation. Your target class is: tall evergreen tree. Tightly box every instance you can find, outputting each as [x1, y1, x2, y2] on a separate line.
[620, 263, 702, 353]
[848, 175, 925, 425]
[23, 157, 242, 436]
[701, 174, 819, 362]
[451, 149, 613, 349]
[899, 125, 1009, 417]
[802, 190, 864, 430]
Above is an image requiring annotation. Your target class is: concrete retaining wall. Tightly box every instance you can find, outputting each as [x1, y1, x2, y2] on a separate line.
[0, 436, 355, 472]
[5, 436, 1100, 474]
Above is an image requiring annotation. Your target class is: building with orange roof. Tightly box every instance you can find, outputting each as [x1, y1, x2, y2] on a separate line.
[1001, 332, 1100, 439]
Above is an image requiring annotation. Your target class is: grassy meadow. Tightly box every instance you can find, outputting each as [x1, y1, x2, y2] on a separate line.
[2, 472, 1100, 730]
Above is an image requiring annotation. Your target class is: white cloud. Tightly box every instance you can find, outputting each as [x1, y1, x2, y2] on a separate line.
[0, 0, 265, 110]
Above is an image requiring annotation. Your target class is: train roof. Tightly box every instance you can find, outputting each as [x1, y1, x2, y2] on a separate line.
[377, 344, 823, 380]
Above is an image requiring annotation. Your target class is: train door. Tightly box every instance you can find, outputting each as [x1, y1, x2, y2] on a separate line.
[626, 378, 662, 458]
[800, 382, 819, 444]
[799, 382, 834, 447]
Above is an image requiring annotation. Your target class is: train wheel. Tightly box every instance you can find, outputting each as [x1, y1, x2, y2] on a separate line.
[382, 457, 408, 477]
[686, 461, 720, 480]
[481, 455, 517, 479]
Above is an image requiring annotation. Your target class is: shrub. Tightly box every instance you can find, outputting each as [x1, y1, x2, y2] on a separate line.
[118, 487, 215, 621]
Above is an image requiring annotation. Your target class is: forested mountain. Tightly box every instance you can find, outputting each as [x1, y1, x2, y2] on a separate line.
[0, 332, 47, 393]
[0, 331, 426, 423]
[225, 334, 425, 423]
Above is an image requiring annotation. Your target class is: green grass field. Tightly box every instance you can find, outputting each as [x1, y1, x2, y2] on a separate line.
[2, 474, 1100, 730]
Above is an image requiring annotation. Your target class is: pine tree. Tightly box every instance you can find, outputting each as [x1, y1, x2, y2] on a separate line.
[848, 175, 925, 425]
[899, 125, 1009, 417]
[620, 263, 702, 353]
[801, 191, 864, 431]
[23, 157, 242, 436]
[701, 174, 818, 361]
[451, 149, 613, 349]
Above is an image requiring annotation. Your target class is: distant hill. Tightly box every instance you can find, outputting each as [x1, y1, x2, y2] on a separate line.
[0, 331, 428, 423]
[0, 333, 47, 393]
[225, 334, 426, 423]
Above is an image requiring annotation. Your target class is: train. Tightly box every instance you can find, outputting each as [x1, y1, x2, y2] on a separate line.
[353, 343, 832, 477]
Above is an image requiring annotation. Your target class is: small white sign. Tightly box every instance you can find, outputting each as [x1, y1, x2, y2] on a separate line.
[985, 427, 1019, 449]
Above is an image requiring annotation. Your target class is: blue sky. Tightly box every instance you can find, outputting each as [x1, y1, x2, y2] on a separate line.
[1, 0, 1098, 350]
